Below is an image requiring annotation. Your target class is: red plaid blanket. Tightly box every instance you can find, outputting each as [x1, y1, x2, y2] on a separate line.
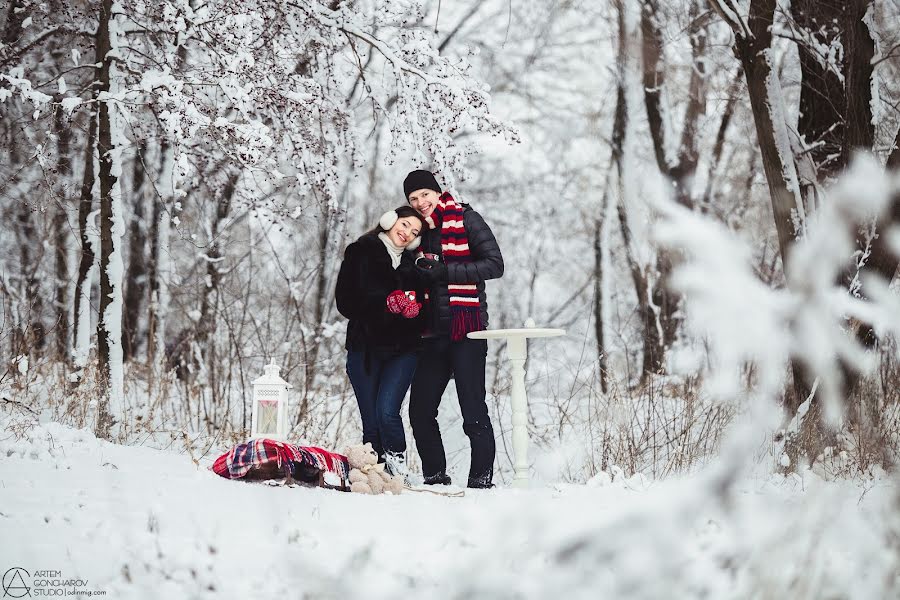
[211, 438, 350, 483]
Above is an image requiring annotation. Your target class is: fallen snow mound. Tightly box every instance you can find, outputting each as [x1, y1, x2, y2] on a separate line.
[1, 419, 897, 599]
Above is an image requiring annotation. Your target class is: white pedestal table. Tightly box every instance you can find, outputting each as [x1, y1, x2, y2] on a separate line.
[468, 324, 565, 488]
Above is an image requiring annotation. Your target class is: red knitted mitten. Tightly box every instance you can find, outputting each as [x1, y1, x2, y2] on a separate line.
[386, 290, 409, 314]
[402, 301, 421, 319]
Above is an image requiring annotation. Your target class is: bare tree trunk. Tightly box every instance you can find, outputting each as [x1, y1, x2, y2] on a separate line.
[363, 124, 383, 228]
[637, 0, 709, 377]
[888, 130, 900, 172]
[637, 0, 670, 379]
[712, 0, 804, 274]
[610, 0, 651, 386]
[152, 162, 175, 377]
[53, 100, 72, 362]
[590, 4, 624, 388]
[851, 131, 900, 346]
[594, 215, 607, 394]
[639, 0, 708, 194]
[640, 0, 670, 179]
[73, 109, 97, 369]
[297, 205, 333, 423]
[96, 0, 119, 437]
[147, 141, 173, 370]
[1, 1, 26, 62]
[1, 10, 24, 186]
[701, 69, 743, 209]
[16, 194, 45, 357]
[190, 170, 238, 425]
[709, 0, 810, 411]
[842, 0, 883, 348]
[3, 1, 27, 356]
[196, 171, 238, 347]
[13, 110, 46, 358]
[786, 1, 847, 416]
[835, 1, 889, 401]
[147, 193, 160, 367]
[842, 0, 875, 158]
[790, 0, 846, 180]
[122, 141, 148, 362]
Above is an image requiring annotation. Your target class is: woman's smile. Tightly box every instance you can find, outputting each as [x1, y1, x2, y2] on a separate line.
[388, 216, 421, 248]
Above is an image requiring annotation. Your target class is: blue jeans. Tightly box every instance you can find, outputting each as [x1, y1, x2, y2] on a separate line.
[346, 350, 418, 460]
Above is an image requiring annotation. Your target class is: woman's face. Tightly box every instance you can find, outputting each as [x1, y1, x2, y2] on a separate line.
[387, 216, 422, 248]
[408, 188, 440, 219]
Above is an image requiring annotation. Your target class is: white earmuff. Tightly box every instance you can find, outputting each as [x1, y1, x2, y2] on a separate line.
[407, 236, 421, 251]
[379, 210, 399, 230]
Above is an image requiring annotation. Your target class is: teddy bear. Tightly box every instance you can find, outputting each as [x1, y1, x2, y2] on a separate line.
[344, 443, 404, 495]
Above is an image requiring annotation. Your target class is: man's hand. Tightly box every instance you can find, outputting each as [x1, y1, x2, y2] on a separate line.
[415, 257, 448, 283]
[386, 290, 410, 314]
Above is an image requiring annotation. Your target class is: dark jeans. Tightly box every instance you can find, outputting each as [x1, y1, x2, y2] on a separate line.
[346, 350, 417, 460]
[409, 336, 495, 486]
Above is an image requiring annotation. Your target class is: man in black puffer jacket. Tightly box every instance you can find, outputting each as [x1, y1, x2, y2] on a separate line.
[404, 169, 504, 488]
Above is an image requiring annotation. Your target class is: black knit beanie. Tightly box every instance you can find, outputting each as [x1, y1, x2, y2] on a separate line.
[403, 170, 442, 201]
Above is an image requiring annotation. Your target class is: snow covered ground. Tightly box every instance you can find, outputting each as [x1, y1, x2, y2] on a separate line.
[1, 419, 898, 599]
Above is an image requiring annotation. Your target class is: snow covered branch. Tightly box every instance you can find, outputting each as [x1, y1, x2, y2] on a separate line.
[706, 0, 752, 41]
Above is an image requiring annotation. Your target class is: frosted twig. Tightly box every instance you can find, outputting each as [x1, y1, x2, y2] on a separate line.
[288, 1, 436, 85]
[708, 0, 752, 42]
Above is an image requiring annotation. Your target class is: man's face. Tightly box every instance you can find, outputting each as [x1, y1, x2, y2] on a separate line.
[408, 188, 440, 219]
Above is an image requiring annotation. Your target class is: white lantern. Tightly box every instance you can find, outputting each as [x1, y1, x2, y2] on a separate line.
[250, 359, 292, 440]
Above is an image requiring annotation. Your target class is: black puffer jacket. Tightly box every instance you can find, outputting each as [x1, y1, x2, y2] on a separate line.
[335, 233, 426, 356]
[419, 205, 504, 336]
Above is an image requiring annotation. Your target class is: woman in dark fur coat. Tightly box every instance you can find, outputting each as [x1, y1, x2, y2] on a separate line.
[335, 206, 427, 478]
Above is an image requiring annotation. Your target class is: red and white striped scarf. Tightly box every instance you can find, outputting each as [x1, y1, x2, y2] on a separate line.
[422, 192, 483, 341]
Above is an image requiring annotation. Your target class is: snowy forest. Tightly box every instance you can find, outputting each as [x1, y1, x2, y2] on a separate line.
[2, 0, 900, 598]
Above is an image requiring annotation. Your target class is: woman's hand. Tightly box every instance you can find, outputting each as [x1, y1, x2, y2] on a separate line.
[386, 290, 410, 314]
[401, 301, 422, 319]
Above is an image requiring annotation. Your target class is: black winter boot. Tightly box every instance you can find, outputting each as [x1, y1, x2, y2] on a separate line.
[423, 471, 452, 486]
[467, 473, 495, 489]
